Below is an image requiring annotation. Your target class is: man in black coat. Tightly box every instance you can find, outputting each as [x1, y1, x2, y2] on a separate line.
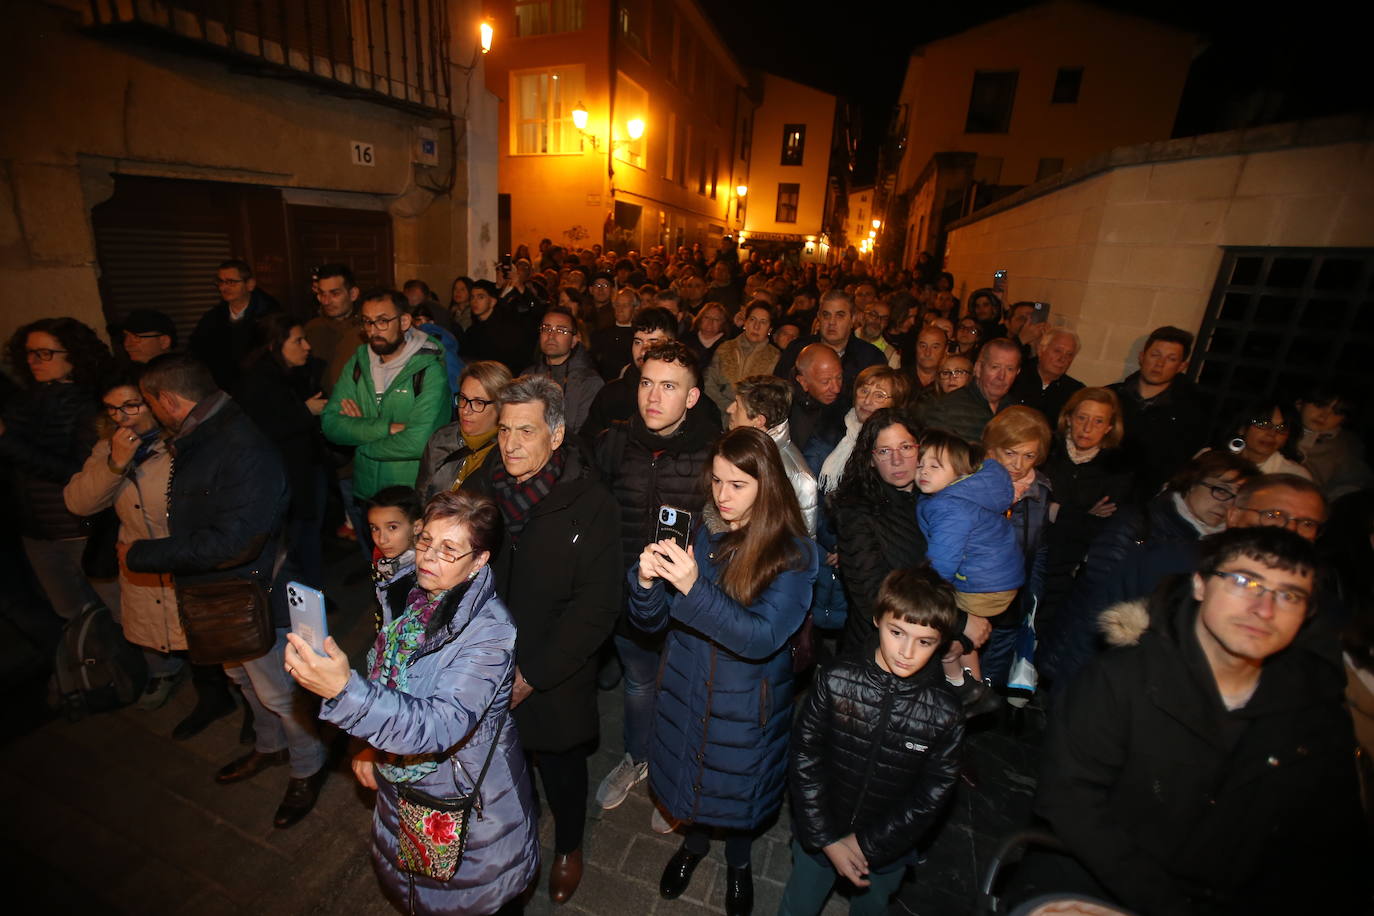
[1110, 326, 1211, 501]
[126, 354, 327, 829]
[1030, 527, 1366, 915]
[463, 375, 621, 905]
[591, 341, 718, 815]
[1010, 328, 1084, 426]
[189, 259, 280, 390]
[773, 289, 886, 392]
[460, 279, 531, 375]
[919, 337, 1021, 444]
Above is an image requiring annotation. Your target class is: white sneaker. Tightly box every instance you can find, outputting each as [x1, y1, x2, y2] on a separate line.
[650, 805, 677, 834]
[596, 753, 647, 809]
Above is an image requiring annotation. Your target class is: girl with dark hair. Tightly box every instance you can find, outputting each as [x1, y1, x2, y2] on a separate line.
[234, 313, 330, 587]
[0, 317, 112, 620]
[629, 426, 819, 914]
[1221, 399, 1311, 479]
[449, 276, 475, 330]
[285, 490, 538, 914]
[1298, 385, 1372, 500]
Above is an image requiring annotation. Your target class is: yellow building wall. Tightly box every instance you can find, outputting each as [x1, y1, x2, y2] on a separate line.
[895, 0, 1193, 192]
[943, 137, 1374, 387]
[0, 0, 491, 351]
[743, 74, 835, 239]
[486, 0, 742, 255]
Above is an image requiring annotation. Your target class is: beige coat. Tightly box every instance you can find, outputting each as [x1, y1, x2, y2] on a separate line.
[64, 437, 185, 652]
[703, 336, 780, 414]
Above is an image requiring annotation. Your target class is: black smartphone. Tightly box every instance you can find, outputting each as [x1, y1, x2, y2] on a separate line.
[1029, 301, 1051, 325]
[654, 505, 693, 552]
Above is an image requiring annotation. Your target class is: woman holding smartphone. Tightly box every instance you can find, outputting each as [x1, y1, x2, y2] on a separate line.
[629, 427, 818, 916]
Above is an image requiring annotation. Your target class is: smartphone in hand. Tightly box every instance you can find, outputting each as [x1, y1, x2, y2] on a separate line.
[287, 581, 329, 657]
[654, 506, 693, 552]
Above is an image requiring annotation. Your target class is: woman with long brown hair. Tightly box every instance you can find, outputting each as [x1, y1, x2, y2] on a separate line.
[629, 426, 818, 916]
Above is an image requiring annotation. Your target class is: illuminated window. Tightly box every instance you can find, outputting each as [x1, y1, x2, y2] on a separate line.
[512, 67, 584, 155]
[776, 183, 799, 223]
[781, 124, 806, 166]
[514, 0, 584, 37]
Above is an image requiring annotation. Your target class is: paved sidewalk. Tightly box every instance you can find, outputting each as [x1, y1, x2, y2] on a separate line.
[2, 537, 1041, 915]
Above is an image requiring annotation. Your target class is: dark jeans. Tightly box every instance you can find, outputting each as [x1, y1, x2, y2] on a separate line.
[530, 745, 590, 854]
[285, 467, 329, 590]
[683, 824, 756, 868]
[615, 631, 661, 763]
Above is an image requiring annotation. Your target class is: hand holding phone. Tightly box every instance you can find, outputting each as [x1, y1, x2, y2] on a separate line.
[287, 582, 329, 658]
[654, 506, 693, 552]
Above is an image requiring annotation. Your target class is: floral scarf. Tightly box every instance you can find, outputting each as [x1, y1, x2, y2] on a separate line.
[367, 586, 448, 783]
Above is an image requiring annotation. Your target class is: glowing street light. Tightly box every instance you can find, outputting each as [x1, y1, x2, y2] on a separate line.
[871, 218, 882, 230]
[572, 103, 589, 131]
[479, 20, 493, 54]
[736, 185, 748, 198]
[626, 118, 645, 141]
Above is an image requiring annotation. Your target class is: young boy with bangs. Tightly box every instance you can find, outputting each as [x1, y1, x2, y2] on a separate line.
[782, 567, 965, 915]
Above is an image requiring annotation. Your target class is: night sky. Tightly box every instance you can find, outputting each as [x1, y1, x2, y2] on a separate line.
[697, 0, 1368, 184]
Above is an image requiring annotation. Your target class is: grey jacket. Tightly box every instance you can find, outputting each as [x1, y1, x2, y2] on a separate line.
[523, 346, 604, 434]
[321, 566, 539, 913]
[769, 420, 819, 536]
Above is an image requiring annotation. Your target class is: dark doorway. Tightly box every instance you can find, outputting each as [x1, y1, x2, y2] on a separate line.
[498, 194, 512, 259]
[286, 205, 395, 310]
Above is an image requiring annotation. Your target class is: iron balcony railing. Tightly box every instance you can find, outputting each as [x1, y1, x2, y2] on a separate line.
[83, 0, 454, 116]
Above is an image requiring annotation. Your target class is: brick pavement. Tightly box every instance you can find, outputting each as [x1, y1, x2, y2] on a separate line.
[2, 538, 1041, 915]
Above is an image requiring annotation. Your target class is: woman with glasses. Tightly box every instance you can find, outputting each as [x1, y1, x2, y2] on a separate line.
[629, 427, 817, 915]
[286, 490, 539, 914]
[64, 367, 186, 707]
[953, 319, 983, 356]
[1039, 449, 1259, 688]
[1219, 400, 1312, 479]
[1, 317, 112, 620]
[934, 353, 973, 395]
[817, 365, 912, 493]
[417, 361, 512, 500]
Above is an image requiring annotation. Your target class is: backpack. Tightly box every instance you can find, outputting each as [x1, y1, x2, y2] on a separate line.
[49, 603, 149, 721]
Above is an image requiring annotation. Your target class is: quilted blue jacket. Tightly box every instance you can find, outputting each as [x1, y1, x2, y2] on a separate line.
[321, 566, 538, 914]
[628, 521, 818, 829]
[917, 459, 1025, 594]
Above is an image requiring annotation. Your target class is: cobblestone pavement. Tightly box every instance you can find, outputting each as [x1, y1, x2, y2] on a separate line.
[2, 537, 1042, 915]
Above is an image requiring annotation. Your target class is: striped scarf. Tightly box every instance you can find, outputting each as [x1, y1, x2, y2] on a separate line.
[489, 446, 566, 535]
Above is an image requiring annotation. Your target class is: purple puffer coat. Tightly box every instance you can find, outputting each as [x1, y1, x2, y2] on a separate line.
[322, 567, 539, 914]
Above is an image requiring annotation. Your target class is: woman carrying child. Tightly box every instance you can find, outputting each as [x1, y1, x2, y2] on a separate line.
[629, 426, 818, 916]
[915, 429, 1025, 716]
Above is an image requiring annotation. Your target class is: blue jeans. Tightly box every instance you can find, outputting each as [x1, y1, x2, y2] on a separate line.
[615, 632, 660, 763]
[778, 839, 906, 916]
[982, 623, 1019, 687]
[224, 628, 326, 778]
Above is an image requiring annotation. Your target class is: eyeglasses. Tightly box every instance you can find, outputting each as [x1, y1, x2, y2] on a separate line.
[1249, 418, 1289, 433]
[457, 394, 494, 413]
[1233, 504, 1323, 537]
[26, 348, 68, 361]
[958, 325, 981, 335]
[1202, 483, 1239, 502]
[1208, 570, 1309, 609]
[102, 399, 146, 416]
[872, 443, 918, 462]
[215, 278, 245, 287]
[416, 534, 475, 565]
[124, 331, 165, 340]
[361, 314, 401, 330]
[539, 324, 574, 336]
[856, 385, 891, 400]
[938, 368, 970, 379]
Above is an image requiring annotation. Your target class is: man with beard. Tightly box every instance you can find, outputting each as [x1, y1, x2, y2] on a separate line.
[322, 290, 451, 554]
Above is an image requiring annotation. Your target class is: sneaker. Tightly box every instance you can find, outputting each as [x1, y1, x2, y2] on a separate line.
[138, 669, 186, 711]
[595, 753, 647, 809]
[650, 806, 677, 834]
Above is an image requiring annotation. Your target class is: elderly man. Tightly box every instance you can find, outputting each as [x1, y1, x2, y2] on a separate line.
[126, 354, 326, 828]
[1010, 327, 1085, 425]
[919, 337, 1021, 442]
[909, 324, 949, 395]
[524, 305, 603, 432]
[791, 343, 848, 472]
[464, 376, 621, 904]
[120, 309, 177, 364]
[773, 289, 886, 389]
[726, 374, 818, 535]
[1030, 527, 1365, 914]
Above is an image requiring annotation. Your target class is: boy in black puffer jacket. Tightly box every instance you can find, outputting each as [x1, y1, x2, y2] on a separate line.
[782, 567, 965, 915]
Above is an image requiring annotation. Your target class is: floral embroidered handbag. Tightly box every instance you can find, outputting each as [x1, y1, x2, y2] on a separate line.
[394, 715, 505, 881]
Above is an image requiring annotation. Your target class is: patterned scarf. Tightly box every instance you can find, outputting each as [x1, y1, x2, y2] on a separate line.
[489, 446, 566, 535]
[366, 586, 451, 783]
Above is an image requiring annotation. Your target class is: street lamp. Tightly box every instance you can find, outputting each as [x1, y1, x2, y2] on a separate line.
[626, 118, 645, 141]
[871, 218, 881, 230]
[479, 20, 493, 54]
[736, 185, 748, 198]
[572, 103, 589, 131]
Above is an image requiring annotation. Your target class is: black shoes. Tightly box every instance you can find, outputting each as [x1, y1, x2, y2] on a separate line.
[724, 864, 753, 916]
[659, 845, 706, 899]
[273, 766, 327, 829]
[172, 697, 236, 741]
[216, 749, 290, 784]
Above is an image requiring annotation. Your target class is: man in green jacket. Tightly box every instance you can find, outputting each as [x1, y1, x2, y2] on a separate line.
[322, 290, 451, 548]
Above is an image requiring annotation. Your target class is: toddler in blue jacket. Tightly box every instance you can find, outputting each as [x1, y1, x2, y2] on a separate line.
[915, 429, 1024, 713]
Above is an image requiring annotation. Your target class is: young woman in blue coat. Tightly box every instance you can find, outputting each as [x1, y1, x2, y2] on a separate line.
[285, 491, 538, 915]
[629, 426, 819, 916]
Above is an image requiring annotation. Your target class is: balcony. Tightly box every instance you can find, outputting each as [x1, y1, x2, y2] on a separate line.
[82, 0, 455, 117]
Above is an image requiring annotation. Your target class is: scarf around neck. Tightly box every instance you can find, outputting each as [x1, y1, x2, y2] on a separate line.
[1064, 435, 1101, 465]
[490, 445, 567, 535]
[453, 428, 498, 490]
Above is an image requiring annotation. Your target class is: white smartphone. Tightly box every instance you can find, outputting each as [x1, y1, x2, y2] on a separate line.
[287, 581, 329, 657]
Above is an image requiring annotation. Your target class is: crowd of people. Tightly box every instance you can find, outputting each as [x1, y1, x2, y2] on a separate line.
[3, 238, 1373, 916]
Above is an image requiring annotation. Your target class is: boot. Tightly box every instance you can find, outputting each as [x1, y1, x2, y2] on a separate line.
[172, 664, 236, 740]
